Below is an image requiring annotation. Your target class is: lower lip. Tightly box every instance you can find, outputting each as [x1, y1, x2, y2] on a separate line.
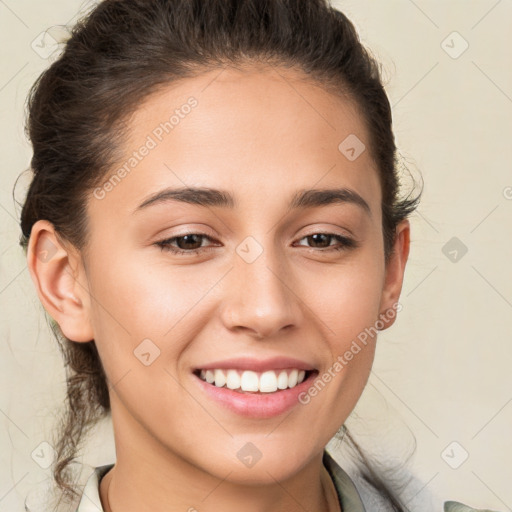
[193, 371, 318, 419]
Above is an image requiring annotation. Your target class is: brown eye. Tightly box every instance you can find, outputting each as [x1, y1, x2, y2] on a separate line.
[155, 233, 217, 255]
[295, 233, 356, 252]
[174, 234, 204, 250]
[306, 233, 333, 248]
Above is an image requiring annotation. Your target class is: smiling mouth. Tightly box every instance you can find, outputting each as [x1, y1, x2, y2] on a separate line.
[193, 368, 318, 394]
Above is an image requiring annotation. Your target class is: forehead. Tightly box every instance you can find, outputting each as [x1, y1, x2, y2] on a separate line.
[88, 64, 381, 221]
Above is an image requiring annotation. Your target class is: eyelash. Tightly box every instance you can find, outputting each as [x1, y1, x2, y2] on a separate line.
[154, 232, 358, 255]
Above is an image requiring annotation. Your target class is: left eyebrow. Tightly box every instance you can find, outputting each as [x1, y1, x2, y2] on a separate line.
[288, 187, 371, 217]
[133, 186, 372, 217]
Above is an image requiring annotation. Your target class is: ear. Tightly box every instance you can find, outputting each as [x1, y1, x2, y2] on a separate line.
[26, 220, 94, 342]
[377, 219, 410, 330]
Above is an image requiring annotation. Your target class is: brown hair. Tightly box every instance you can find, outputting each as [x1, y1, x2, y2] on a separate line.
[17, 0, 421, 510]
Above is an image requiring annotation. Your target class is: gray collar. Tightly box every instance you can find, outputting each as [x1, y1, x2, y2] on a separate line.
[323, 449, 367, 511]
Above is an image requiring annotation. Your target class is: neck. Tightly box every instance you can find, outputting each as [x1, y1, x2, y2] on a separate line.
[98, 398, 341, 512]
[100, 462, 340, 512]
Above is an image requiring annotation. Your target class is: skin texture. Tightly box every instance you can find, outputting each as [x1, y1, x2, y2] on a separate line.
[27, 64, 410, 512]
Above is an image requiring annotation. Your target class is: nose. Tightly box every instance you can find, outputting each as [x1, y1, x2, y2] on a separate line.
[219, 243, 302, 339]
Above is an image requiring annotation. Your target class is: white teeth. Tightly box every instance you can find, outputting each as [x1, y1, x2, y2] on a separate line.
[259, 371, 278, 392]
[240, 370, 259, 391]
[277, 370, 288, 390]
[225, 369, 241, 390]
[288, 369, 298, 388]
[214, 369, 226, 387]
[198, 368, 310, 392]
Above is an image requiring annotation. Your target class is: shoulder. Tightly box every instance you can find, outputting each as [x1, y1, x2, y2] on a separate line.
[74, 463, 113, 512]
[444, 501, 503, 512]
[323, 449, 504, 512]
[24, 463, 113, 512]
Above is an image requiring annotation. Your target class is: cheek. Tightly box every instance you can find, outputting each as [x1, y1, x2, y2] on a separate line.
[83, 255, 198, 431]
[303, 254, 384, 347]
[84, 247, 203, 377]
[301, 250, 383, 403]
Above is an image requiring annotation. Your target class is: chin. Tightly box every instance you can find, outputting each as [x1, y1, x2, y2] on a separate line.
[191, 440, 320, 485]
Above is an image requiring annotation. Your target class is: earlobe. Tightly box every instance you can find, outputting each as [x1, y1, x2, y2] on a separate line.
[26, 220, 94, 342]
[378, 219, 411, 331]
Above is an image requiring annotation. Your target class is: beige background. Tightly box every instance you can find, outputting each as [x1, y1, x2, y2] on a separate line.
[1, 0, 511, 510]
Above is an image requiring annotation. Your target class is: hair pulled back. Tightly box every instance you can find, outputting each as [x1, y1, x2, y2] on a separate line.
[18, 1, 421, 509]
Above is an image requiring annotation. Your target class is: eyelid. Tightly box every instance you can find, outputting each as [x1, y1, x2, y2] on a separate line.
[299, 226, 355, 239]
[154, 229, 358, 255]
[294, 232, 357, 249]
[155, 224, 354, 242]
[154, 231, 219, 254]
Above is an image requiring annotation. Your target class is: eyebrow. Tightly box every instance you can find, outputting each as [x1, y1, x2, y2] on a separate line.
[133, 186, 371, 217]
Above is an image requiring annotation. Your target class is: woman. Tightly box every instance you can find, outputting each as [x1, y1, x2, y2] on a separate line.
[18, 0, 499, 511]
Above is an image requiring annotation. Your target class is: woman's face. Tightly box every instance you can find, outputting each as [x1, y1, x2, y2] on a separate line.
[32, 64, 409, 484]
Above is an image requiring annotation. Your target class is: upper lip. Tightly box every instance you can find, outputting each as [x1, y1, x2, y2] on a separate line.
[194, 356, 317, 373]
